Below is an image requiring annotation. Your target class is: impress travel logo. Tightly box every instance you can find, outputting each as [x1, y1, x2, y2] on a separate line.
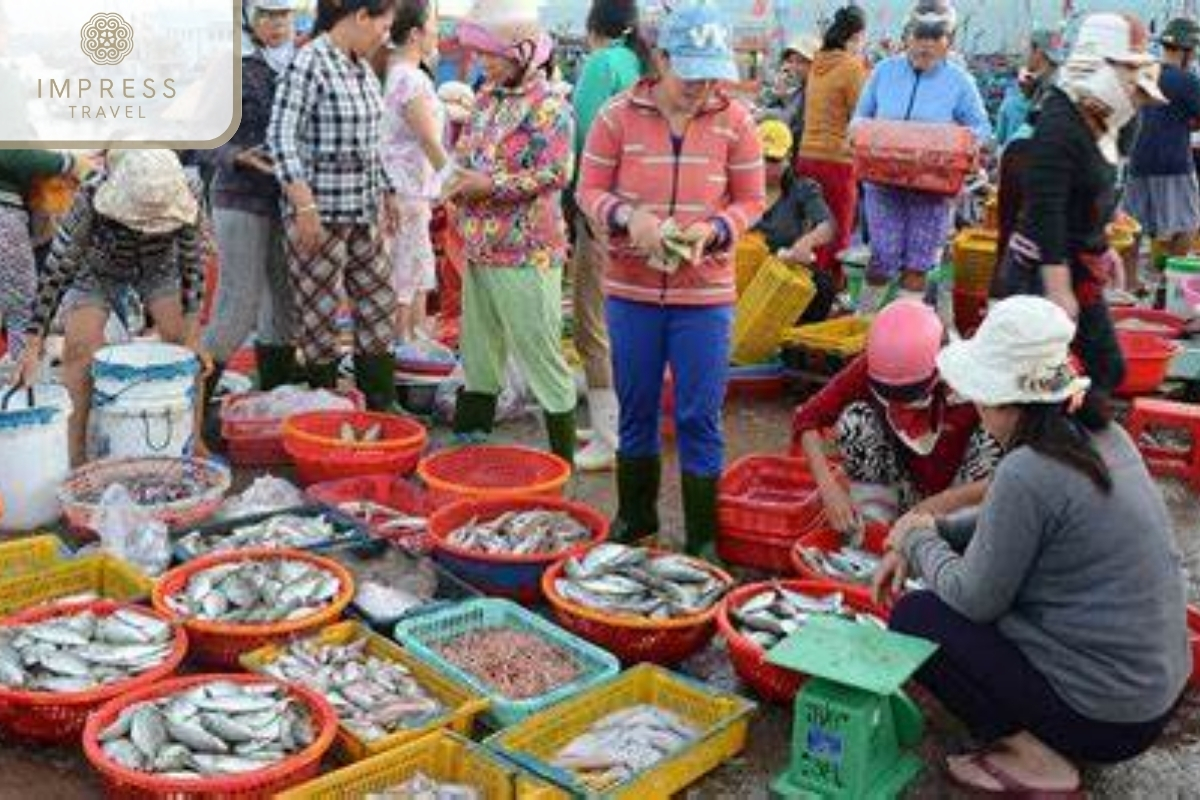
[0, 0, 240, 147]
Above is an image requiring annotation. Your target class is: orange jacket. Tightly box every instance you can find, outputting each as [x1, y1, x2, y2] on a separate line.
[799, 50, 869, 163]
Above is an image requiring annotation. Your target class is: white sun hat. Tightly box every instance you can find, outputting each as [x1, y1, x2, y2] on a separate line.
[936, 296, 1091, 406]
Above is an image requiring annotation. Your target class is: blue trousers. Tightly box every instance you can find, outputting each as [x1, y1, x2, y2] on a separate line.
[606, 298, 732, 477]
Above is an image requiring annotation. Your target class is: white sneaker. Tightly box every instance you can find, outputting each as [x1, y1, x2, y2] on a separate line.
[575, 389, 618, 472]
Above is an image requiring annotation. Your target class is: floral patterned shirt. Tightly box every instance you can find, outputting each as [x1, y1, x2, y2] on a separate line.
[454, 76, 573, 270]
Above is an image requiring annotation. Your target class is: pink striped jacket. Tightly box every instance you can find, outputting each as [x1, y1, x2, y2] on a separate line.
[577, 79, 765, 307]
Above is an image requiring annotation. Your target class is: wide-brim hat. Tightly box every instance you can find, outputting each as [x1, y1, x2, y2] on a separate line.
[94, 149, 198, 235]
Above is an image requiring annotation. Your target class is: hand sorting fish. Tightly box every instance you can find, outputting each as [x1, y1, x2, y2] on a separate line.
[447, 510, 591, 557]
[554, 544, 732, 620]
[797, 546, 925, 592]
[0, 607, 174, 693]
[165, 558, 342, 624]
[434, 627, 580, 700]
[260, 635, 444, 743]
[551, 704, 699, 791]
[96, 680, 315, 779]
[367, 772, 481, 800]
[731, 585, 886, 651]
[175, 514, 354, 559]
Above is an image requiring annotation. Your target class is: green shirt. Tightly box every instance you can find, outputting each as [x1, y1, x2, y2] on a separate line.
[572, 41, 643, 158]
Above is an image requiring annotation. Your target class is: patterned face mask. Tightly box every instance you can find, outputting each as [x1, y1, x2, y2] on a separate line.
[873, 388, 945, 457]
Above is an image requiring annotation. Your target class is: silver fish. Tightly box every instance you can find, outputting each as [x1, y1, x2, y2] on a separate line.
[177, 514, 355, 559]
[798, 546, 926, 592]
[447, 510, 591, 557]
[165, 558, 342, 624]
[368, 771, 482, 799]
[555, 546, 731, 620]
[551, 704, 699, 791]
[730, 585, 886, 651]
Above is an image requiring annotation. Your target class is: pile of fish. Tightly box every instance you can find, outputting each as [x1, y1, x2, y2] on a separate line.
[796, 545, 925, 592]
[446, 510, 591, 557]
[82, 477, 196, 506]
[259, 636, 444, 742]
[175, 514, 354, 559]
[552, 705, 699, 791]
[339, 501, 427, 540]
[553, 544, 731, 620]
[731, 586, 885, 651]
[368, 772, 480, 799]
[0, 608, 174, 693]
[96, 680, 315, 778]
[338, 421, 383, 444]
[165, 558, 342, 624]
[434, 627, 580, 700]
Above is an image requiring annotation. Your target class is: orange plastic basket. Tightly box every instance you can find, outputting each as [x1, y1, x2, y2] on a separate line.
[789, 523, 890, 588]
[282, 411, 429, 485]
[541, 547, 732, 666]
[417, 445, 571, 509]
[0, 600, 188, 744]
[82, 673, 339, 800]
[151, 548, 355, 669]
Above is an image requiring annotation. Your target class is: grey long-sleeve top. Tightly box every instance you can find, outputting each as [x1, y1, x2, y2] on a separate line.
[902, 426, 1190, 724]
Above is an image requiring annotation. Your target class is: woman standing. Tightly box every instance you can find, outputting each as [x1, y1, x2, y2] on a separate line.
[449, 0, 578, 464]
[268, 0, 401, 411]
[795, 4, 868, 279]
[203, 0, 300, 394]
[570, 0, 649, 472]
[381, 0, 449, 344]
[852, 0, 990, 313]
[578, 1, 765, 556]
[877, 296, 1188, 794]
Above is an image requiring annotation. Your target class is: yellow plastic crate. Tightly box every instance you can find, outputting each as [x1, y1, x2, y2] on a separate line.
[951, 228, 998, 293]
[241, 621, 490, 763]
[277, 729, 568, 800]
[0, 534, 68, 579]
[486, 664, 756, 800]
[732, 256, 816, 366]
[734, 232, 771, 296]
[0, 553, 152, 617]
[781, 316, 871, 358]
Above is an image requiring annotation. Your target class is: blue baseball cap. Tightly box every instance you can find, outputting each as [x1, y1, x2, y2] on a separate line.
[658, 2, 739, 83]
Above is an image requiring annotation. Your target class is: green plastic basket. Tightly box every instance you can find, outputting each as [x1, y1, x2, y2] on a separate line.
[393, 598, 621, 729]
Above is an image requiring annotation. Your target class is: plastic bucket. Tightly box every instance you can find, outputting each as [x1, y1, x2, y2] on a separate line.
[91, 343, 198, 459]
[1164, 257, 1200, 317]
[92, 396, 194, 459]
[0, 385, 72, 531]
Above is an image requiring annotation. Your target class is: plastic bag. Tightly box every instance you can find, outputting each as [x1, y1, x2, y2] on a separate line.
[216, 476, 304, 520]
[94, 484, 171, 576]
[222, 385, 357, 421]
[433, 359, 537, 425]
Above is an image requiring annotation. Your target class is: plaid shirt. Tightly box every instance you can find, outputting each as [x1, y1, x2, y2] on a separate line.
[268, 35, 392, 225]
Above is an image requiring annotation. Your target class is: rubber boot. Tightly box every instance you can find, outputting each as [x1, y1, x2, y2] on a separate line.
[544, 409, 577, 466]
[453, 391, 498, 442]
[199, 361, 225, 454]
[354, 352, 400, 413]
[575, 389, 618, 472]
[611, 455, 661, 544]
[255, 344, 299, 391]
[306, 360, 339, 390]
[681, 472, 720, 560]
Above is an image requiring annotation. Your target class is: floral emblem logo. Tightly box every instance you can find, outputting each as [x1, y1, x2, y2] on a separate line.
[80, 12, 134, 66]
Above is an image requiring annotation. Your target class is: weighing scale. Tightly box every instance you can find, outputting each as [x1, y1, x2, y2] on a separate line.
[767, 616, 938, 799]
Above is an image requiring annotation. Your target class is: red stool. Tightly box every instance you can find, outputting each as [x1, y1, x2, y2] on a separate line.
[1125, 398, 1200, 492]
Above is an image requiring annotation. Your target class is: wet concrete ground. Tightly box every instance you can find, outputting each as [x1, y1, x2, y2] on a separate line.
[2, 394, 1199, 797]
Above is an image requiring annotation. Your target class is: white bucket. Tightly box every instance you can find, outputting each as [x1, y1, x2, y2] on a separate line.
[91, 343, 198, 459]
[0, 385, 72, 531]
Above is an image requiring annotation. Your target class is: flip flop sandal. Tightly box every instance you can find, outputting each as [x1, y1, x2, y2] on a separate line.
[946, 751, 1086, 799]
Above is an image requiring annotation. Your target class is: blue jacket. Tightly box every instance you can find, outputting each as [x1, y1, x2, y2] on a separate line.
[995, 87, 1031, 147]
[854, 55, 992, 142]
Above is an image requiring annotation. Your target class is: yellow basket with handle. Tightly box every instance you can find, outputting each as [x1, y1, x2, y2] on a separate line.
[732, 255, 816, 366]
[951, 228, 999, 294]
[276, 729, 569, 800]
[241, 620, 490, 763]
[486, 664, 756, 800]
[0, 534, 70, 580]
[0, 553, 152, 617]
[734, 232, 771, 296]
[781, 316, 871, 358]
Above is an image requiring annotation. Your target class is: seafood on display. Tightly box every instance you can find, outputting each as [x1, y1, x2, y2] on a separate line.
[367, 772, 480, 799]
[176, 514, 354, 559]
[0, 608, 174, 693]
[259, 636, 443, 742]
[96, 680, 315, 778]
[447, 510, 591, 556]
[433, 627, 580, 700]
[165, 558, 342, 624]
[796, 546, 925, 592]
[81, 477, 195, 507]
[338, 421, 383, 443]
[731, 586, 886, 651]
[551, 705, 699, 790]
[553, 544, 732, 620]
[338, 501, 426, 539]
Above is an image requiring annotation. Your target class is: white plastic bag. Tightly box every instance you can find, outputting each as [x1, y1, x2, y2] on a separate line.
[94, 484, 171, 576]
[216, 476, 304, 520]
[434, 360, 538, 425]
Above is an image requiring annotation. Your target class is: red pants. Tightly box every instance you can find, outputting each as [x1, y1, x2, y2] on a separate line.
[794, 156, 858, 277]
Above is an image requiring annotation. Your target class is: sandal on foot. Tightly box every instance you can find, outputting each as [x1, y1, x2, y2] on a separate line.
[947, 752, 1085, 799]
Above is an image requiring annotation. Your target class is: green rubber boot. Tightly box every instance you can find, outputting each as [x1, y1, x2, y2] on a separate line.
[453, 391, 498, 441]
[681, 472, 720, 560]
[354, 352, 401, 413]
[544, 410, 577, 465]
[306, 360, 340, 390]
[611, 456, 661, 544]
[255, 344, 300, 391]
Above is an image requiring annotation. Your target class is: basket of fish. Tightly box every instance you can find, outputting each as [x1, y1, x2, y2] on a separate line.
[152, 548, 355, 669]
[428, 497, 609, 603]
[172, 505, 380, 563]
[276, 729, 567, 800]
[82, 673, 339, 799]
[0, 600, 187, 743]
[717, 455, 830, 572]
[393, 598, 620, 728]
[281, 411, 429, 486]
[59, 456, 232, 533]
[715, 580, 886, 704]
[790, 523, 918, 601]
[221, 387, 365, 467]
[306, 475, 430, 548]
[486, 664, 755, 799]
[416, 445, 572, 509]
[0, 553, 153, 617]
[242, 621, 489, 762]
[541, 544, 735, 666]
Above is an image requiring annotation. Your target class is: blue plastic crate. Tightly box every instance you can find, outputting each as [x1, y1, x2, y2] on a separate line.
[393, 598, 621, 728]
